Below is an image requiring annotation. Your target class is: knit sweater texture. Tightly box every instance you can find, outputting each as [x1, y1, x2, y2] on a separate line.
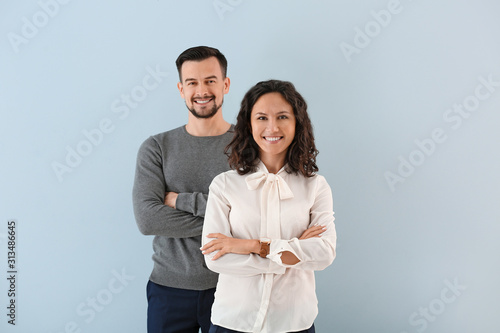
[133, 125, 234, 290]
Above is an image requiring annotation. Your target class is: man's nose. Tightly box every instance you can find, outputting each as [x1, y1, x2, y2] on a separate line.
[195, 83, 209, 96]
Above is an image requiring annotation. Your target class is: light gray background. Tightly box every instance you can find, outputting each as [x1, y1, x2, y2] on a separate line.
[1, 0, 499, 332]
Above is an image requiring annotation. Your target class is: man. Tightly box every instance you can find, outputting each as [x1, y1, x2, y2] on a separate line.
[133, 46, 233, 333]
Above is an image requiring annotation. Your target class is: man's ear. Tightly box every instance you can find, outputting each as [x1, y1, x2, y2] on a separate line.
[177, 82, 184, 98]
[223, 77, 231, 94]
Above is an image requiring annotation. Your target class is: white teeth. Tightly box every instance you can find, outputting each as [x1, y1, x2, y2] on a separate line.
[195, 99, 210, 104]
[264, 137, 281, 141]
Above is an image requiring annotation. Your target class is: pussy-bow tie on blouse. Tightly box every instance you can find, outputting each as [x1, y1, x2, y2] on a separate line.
[244, 168, 295, 331]
[245, 170, 294, 239]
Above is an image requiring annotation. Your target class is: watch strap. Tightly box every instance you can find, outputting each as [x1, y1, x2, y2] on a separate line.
[259, 241, 270, 258]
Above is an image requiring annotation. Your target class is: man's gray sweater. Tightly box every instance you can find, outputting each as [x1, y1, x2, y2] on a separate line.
[133, 125, 234, 290]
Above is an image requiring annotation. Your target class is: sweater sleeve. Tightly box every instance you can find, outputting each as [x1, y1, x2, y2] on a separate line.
[267, 175, 337, 271]
[132, 137, 204, 238]
[202, 174, 286, 276]
[175, 192, 208, 217]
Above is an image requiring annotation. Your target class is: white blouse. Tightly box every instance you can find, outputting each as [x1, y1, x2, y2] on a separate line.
[202, 162, 336, 333]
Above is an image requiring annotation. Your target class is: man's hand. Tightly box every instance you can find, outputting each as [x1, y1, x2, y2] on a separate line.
[201, 233, 260, 260]
[164, 192, 179, 209]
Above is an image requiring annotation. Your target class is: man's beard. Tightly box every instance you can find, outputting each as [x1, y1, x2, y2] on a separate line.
[186, 97, 223, 119]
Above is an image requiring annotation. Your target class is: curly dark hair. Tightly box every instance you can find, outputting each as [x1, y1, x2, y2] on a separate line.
[227, 79, 319, 177]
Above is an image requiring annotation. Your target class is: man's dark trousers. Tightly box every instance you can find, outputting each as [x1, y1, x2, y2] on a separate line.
[147, 280, 215, 333]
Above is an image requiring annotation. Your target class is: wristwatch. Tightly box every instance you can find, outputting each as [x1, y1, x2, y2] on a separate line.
[259, 239, 271, 258]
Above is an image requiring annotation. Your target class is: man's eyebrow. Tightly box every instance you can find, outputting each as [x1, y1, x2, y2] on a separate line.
[183, 75, 218, 83]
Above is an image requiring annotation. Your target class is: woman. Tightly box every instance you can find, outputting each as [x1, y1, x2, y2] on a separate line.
[201, 80, 336, 333]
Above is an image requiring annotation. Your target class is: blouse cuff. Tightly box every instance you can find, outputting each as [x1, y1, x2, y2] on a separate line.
[268, 239, 301, 267]
[264, 255, 288, 274]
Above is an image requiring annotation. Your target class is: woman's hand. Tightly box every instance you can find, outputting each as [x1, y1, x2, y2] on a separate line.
[202, 225, 326, 262]
[201, 233, 260, 260]
[280, 225, 326, 265]
[299, 224, 327, 240]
